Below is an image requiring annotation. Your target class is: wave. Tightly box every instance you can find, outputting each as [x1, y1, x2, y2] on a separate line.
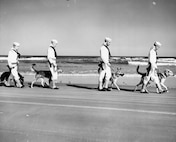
[0, 57, 8, 60]
[20, 57, 47, 60]
[15, 72, 141, 77]
[0, 57, 47, 61]
[0, 56, 176, 66]
[129, 61, 176, 66]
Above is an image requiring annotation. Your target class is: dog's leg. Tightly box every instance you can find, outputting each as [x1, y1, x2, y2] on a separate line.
[31, 80, 36, 88]
[156, 86, 159, 94]
[45, 79, 50, 86]
[160, 81, 168, 92]
[40, 78, 45, 87]
[113, 81, 120, 91]
[6, 73, 13, 87]
[31, 77, 38, 88]
[48, 78, 52, 87]
[115, 83, 120, 91]
[134, 81, 142, 91]
[110, 81, 113, 90]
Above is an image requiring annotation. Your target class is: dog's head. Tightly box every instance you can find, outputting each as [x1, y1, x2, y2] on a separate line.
[113, 68, 124, 77]
[57, 68, 63, 73]
[164, 69, 174, 77]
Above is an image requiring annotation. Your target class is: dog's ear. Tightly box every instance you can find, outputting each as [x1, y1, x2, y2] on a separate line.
[164, 69, 169, 74]
[121, 73, 124, 76]
[167, 69, 174, 76]
[57, 68, 63, 73]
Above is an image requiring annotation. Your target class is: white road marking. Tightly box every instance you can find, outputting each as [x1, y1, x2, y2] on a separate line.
[0, 100, 176, 116]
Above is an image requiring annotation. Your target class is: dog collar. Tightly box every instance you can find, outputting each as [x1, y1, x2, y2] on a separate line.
[162, 73, 167, 78]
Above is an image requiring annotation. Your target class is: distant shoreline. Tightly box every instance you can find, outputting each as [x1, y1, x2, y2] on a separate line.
[1, 56, 176, 66]
[1, 56, 176, 74]
[0, 55, 176, 58]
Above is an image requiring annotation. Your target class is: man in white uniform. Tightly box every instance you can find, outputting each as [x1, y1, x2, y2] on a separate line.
[98, 37, 112, 91]
[141, 41, 164, 93]
[47, 39, 58, 89]
[7, 42, 23, 88]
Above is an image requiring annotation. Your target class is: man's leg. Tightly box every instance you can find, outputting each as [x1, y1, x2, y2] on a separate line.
[5, 73, 12, 86]
[52, 80, 58, 89]
[153, 76, 163, 93]
[16, 80, 23, 88]
[98, 70, 106, 90]
[141, 76, 150, 93]
[141, 65, 155, 93]
[51, 65, 58, 89]
[104, 66, 111, 91]
[11, 67, 23, 88]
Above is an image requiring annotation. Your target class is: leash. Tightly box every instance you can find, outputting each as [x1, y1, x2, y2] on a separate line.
[111, 66, 115, 72]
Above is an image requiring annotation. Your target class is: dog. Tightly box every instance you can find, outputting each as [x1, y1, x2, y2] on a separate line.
[134, 65, 174, 93]
[0, 65, 24, 87]
[30, 64, 62, 88]
[98, 62, 124, 90]
[109, 68, 124, 90]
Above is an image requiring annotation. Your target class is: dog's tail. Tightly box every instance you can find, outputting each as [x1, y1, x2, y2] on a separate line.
[136, 65, 146, 76]
[31, 64, 38, 73]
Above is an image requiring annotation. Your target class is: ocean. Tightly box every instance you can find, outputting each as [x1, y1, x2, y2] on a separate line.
[0, 56, 176, 75]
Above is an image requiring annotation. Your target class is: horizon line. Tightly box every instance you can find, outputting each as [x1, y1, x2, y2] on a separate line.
[0, 55, 175, 58]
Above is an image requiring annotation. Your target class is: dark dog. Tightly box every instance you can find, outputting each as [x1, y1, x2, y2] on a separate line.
[134, 65, 174, 93]
[98, 62, 124, 90]
[31, 64, 62, 88]
[134, 65, 149, 92]
[0, 65, 24, 87]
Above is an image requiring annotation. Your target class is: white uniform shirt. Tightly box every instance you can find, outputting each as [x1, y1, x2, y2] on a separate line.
[8, 49, 18, 68]
[148, 47, 157, 68]
[47, 46, 56, 65]
[100, 45, 110, 64]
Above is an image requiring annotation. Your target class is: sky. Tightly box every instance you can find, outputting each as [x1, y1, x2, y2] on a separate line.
[0, 0, 176, 56]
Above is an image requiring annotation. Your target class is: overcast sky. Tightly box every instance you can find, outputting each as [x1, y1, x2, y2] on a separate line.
[0, 0, 176, 56]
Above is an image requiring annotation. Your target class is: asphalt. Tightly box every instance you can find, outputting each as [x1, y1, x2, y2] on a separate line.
[0, 83, 176, 142]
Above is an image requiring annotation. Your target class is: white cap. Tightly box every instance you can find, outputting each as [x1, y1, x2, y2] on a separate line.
[105, 37, 112, 42]
[51, 39, 58, 44]
[154, 41, 162, 47]
[13, 42, 20, 47]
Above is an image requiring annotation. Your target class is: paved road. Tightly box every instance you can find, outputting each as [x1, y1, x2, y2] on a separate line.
[0, 84, 176, 142]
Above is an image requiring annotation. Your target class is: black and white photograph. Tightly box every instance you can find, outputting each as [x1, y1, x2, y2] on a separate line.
[0, 0, 176, 141]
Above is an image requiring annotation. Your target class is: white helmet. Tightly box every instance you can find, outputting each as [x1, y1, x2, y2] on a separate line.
[154, 41, 162, 47]
[105, 37, 112, 43]
[13, 42, 20, 47]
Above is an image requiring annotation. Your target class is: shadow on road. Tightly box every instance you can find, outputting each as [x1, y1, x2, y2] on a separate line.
[67, 84, 135, 92]
[67, 84, 98, 90]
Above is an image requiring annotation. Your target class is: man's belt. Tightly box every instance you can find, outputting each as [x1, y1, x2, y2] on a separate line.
[9, 62, 18, 69]
[11, 62, 18, 65]
[48, 60, 56, 67]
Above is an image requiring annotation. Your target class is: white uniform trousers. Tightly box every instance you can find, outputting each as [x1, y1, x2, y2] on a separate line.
[99, 63, 111, 82]
[143, 64, 162, 90]
[11, 66, 20, 81]
[49, 65, 57, 81]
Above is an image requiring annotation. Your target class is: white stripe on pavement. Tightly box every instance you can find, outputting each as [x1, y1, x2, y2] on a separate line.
[0, 100, 176, 116]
